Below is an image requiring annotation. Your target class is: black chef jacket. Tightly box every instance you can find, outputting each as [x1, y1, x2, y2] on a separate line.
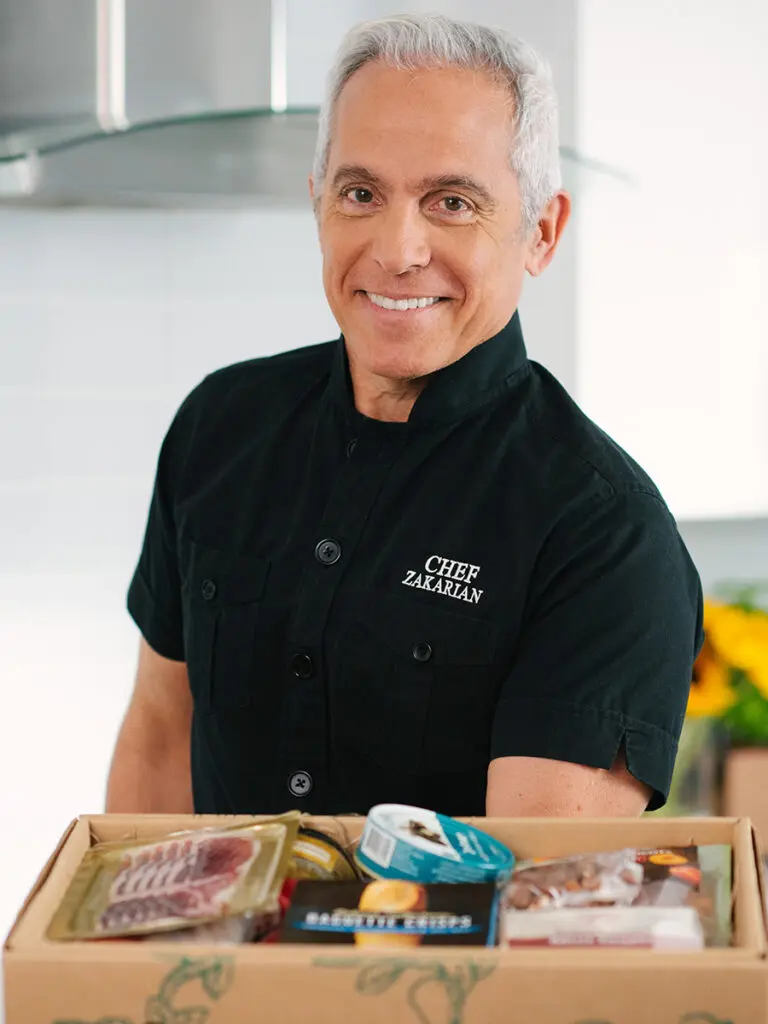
[127, 312, 703, 816]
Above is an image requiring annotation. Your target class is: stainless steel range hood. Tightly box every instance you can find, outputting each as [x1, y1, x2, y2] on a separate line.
[0, 0, 319, 205]
[0, 0, 632, 207]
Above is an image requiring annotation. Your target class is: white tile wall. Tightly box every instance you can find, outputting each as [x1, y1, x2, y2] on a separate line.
[0, 206, 337, 954]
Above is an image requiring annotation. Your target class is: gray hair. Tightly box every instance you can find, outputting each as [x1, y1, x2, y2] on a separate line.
[312, 13, 562, 233]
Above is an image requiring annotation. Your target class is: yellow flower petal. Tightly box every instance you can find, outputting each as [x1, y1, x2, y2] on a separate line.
[687, 637, 735, 718]
[706, 603, 768, 675]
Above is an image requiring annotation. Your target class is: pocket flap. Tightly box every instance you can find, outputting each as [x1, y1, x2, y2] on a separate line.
[360, 590, 495, 666]
[185, 541, 269, 604]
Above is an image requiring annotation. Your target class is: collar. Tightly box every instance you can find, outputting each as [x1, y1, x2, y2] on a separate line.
[328, 310, 529, 429]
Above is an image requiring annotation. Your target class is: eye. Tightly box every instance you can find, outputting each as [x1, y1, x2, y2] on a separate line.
[341, 187, 375, 205]
[442, 196, 469, 212]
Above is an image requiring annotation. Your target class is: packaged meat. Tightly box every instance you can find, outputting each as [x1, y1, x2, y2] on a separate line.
[142, 906, 282, 944]
[47, 814, 299, 940]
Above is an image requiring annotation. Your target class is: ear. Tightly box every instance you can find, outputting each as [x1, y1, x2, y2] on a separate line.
[525, 191, 571, 277]
[308, 175, 315, 204]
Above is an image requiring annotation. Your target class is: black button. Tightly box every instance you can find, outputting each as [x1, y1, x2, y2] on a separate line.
[346, 438, 358, 457]
[288, 771, 313, 797]
[412, 641, 433, 663]
[201, 578, 217, 601]
[291, 653, 315, 679]
[315, 538, 342, 565]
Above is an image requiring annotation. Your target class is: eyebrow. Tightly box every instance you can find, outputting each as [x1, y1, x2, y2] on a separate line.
[330, 165, 497, 210]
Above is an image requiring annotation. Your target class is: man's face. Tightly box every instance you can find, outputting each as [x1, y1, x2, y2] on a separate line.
[312, 60, 551, 384]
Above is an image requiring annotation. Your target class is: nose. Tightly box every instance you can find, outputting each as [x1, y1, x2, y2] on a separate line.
[371, 204, 431, 276]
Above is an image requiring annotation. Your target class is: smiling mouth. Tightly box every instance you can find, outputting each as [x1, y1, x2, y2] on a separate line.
[362, 291, 448, 312]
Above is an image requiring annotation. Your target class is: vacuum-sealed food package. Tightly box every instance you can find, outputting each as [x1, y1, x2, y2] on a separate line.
[502, 905, 705, 950]
[47, 814, 299, 940]
[505, 850, 643, 910]
[634, 845, 732, 947]
[502, 845, 732, 950]
[142, 906, 283, 944]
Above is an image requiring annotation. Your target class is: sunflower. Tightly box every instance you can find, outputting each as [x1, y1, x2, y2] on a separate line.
[705, 600, 768, 699]
[687, 633, 735, 718]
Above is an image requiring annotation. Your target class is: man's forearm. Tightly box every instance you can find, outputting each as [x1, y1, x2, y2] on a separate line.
[105, 716, 193, 813]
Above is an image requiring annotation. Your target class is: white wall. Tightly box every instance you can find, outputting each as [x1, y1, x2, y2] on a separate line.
[0, 207, 338, 948]
[577, 0, 768, 518]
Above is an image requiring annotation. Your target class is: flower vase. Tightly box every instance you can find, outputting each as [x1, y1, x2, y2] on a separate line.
[653, 716, 722, 817]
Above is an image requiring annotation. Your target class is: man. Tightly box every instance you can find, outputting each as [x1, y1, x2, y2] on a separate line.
[106, 14, 703, 818]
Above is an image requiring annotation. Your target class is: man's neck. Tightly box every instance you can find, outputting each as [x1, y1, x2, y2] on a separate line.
[351, 369, 428, 423]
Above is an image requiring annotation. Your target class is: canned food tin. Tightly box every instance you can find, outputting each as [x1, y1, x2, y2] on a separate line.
[355, 804, 515, 884]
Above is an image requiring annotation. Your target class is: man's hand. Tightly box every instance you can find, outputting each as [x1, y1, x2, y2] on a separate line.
[486, 749, 652, 817]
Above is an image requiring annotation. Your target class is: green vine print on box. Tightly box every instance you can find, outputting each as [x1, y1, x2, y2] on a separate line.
[572, 1018, 733, 1024]
[51, 952, 736, 1024]
[314, 957, 735, 1024]
[52, 955, 235, 1024]
[314, 956, 496, 1024]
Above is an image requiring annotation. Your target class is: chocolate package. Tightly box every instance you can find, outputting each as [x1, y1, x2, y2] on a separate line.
[501, 845, 732, 950]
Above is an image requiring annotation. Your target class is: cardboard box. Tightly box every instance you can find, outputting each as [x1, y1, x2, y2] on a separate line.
[724, 748, 768, 848]
[4, 814, 768, 1024]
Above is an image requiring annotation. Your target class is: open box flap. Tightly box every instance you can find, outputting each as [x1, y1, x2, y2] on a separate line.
[2, 817, 79, 953]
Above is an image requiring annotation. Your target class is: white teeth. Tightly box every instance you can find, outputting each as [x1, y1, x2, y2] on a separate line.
[366, 292, 441, 311]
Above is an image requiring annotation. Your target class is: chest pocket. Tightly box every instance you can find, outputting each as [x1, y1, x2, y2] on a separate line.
[335, 590, 496, 775]
[181, 541, 270, 712]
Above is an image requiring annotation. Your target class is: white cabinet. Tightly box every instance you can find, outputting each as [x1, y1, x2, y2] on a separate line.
[575, 0, 768, 519]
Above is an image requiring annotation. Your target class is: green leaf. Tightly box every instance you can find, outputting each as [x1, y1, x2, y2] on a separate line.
[198, 959, 236, 1000]
[722, 672, 768, 745]
[356, 962, 410, 995]
[713, 580, 768, 612]
[469, 962, 497, 984]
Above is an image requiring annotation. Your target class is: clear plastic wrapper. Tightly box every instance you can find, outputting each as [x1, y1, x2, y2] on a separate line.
[142, 906, 282, 944]
[505, 850, 643, 911]
[634, 845, 732, 948]
[501, 845, 733, 950]
[502, 905, 705, 949]
[47, 813, 299, 940]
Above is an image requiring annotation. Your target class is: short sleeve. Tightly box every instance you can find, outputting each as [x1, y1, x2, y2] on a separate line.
[491, 489, 704, 810]
[126, 390, 200, 662]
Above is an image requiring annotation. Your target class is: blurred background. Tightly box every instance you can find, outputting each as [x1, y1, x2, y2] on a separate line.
[0, 0, 766, 953]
